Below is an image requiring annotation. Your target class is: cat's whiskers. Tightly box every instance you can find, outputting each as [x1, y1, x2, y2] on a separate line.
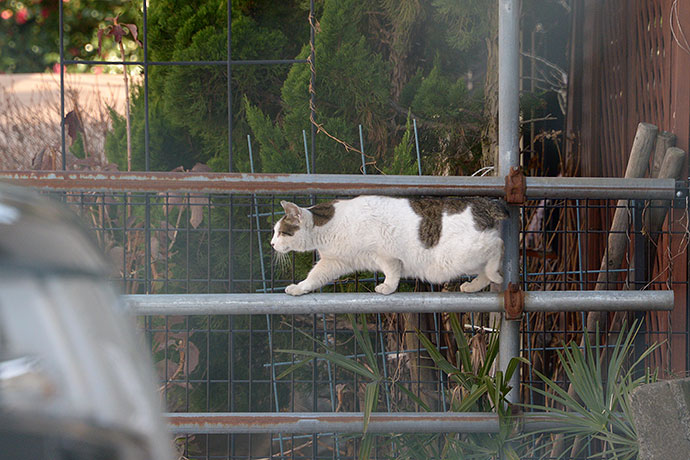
[272, 250, 291, 276]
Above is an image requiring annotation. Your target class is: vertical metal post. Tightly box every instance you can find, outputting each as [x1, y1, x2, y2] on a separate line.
[247, 136, 268, 293]
[59, 0, 66, 170]
[247, 135, 286, 456]
[309, 0, 316, 173]
[143, 0, 150, 171]
[632, 200, 648, 376]
[498, 0, 520, 405]
[303, 130, 311, 174]
[143, 0, 151, 294]
[226, 11, 235, 457]
[413, 119, 422, 176]
[358, 125, 367, 174]
[632, 201, 648, 290]
[227, 1, 233, 172]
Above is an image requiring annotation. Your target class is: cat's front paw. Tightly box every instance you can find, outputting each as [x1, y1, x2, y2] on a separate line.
[375, 283, 396, 295]
[285, 283, 308, 296]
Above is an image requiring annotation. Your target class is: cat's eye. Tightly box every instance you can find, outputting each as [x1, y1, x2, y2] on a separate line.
[278, 231, 293, 237]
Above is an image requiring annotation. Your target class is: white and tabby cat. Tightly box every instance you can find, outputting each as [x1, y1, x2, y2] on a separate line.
[270, 196, 507, 296]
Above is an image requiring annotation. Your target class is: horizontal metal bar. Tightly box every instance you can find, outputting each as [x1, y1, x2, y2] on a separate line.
[166, 412, 498, 434]
[165, 412, 600, 434]
[0, 171, 680, 199]
[0, 171, 504, 196]
[523, 290, 673, 312]
[63, 59, 307, 66]
[123, 290, 673, 315]
[525, 176, 680, 200]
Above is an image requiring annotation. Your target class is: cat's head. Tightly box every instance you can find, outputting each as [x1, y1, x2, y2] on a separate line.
[271, 201, 313, 253]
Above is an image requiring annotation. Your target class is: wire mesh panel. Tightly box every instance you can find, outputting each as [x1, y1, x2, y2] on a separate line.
[53, 190, 483, 458]
[43, 186, 688, 460]
[520, 196, 688, 407]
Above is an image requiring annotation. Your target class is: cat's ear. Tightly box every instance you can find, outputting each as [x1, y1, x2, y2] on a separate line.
[280, 200, 302, 221]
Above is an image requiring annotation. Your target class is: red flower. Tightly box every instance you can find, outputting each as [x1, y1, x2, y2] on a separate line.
[1, 10, 13, 20]
[16, 8, 28, 25]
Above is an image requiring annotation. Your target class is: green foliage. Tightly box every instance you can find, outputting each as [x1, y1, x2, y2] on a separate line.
[248, 0, 389, 174]
[398, 59, 485, 173]
[0, 0, 139, 73]
[409, 60, 472, 122]
[105, 92, 200, 171]
[279, 316, 659, 460]
[69, 132, 86, 159]
[432, 0, 493, 53]
[104, 0, 304, 172]
[410, 315, 524, 459]
[382, 112, 417, 175]
[375, 319, 661, 460]
[278, 314, 389, 460]
[278, 313, 525, 460]
[523, 320, 660, 460]
[244, 97, 303, 173]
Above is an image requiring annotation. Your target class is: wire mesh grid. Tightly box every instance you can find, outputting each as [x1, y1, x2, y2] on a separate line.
[44, 188, 689, 459]
[0, 0, 674, 457]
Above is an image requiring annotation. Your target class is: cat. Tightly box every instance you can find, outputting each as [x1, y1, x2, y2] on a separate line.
[270, 195, 507, 296]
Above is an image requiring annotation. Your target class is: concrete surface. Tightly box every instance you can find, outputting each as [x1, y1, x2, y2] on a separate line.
[629, 377, 690, 460]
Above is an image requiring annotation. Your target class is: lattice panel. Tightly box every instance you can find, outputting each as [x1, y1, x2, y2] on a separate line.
[597, 0, 629, 178]
[632, 0, 670, 147]
[587, 0, 672, 178]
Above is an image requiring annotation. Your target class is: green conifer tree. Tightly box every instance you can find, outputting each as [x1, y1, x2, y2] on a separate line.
[246, 0, 389, 174]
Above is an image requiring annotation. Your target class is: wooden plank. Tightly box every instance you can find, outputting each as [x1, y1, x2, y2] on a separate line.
[668, 0, 690, 374]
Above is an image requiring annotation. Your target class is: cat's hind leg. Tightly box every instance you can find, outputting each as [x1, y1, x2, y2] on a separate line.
[373, 256, 402, 295]
[285, 258, 347, 296]
[460, 273, 490, 292]
[484, 251, 504, 285]
[461, 248, 504, 293]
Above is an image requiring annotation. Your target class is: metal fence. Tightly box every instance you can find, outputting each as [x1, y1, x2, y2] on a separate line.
[57, 0, 317, 173]
[3, 0, 685, 459]
[1, 171, 684, 459]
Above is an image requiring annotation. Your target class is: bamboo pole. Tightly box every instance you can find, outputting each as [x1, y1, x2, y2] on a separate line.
[645, 147, 686, 242]
[585, 122, 658, 331]
[650, 131, 677, 180]
[553, 122, 658, 459]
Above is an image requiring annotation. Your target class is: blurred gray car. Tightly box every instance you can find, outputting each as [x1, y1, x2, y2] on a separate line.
[0, 184, 172, 459]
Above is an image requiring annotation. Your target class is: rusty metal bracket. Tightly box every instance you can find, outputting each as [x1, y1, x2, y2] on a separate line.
[504, 166, 526, 204]
[504, 283, 524, 321]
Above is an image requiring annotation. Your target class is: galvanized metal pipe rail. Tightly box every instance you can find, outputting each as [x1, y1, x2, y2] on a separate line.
[123, 291, 673, 316]
[165, 411, 603, 434]
[498, 0, 522, 410]
[0, 171, 681, 200]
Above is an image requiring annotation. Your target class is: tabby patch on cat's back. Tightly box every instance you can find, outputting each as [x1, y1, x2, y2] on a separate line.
[408, 197, 506, 248]
[271, 195, 506, 296]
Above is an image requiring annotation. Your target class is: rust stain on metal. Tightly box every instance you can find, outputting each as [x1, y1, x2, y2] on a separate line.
[0, 171, 500, 195]
[166, 413, 495, 427]
[504, 282, 524, 321]
[504, 166, 526, 204]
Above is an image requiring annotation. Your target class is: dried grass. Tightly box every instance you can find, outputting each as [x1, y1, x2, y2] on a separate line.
[0, 73, 128, 170]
